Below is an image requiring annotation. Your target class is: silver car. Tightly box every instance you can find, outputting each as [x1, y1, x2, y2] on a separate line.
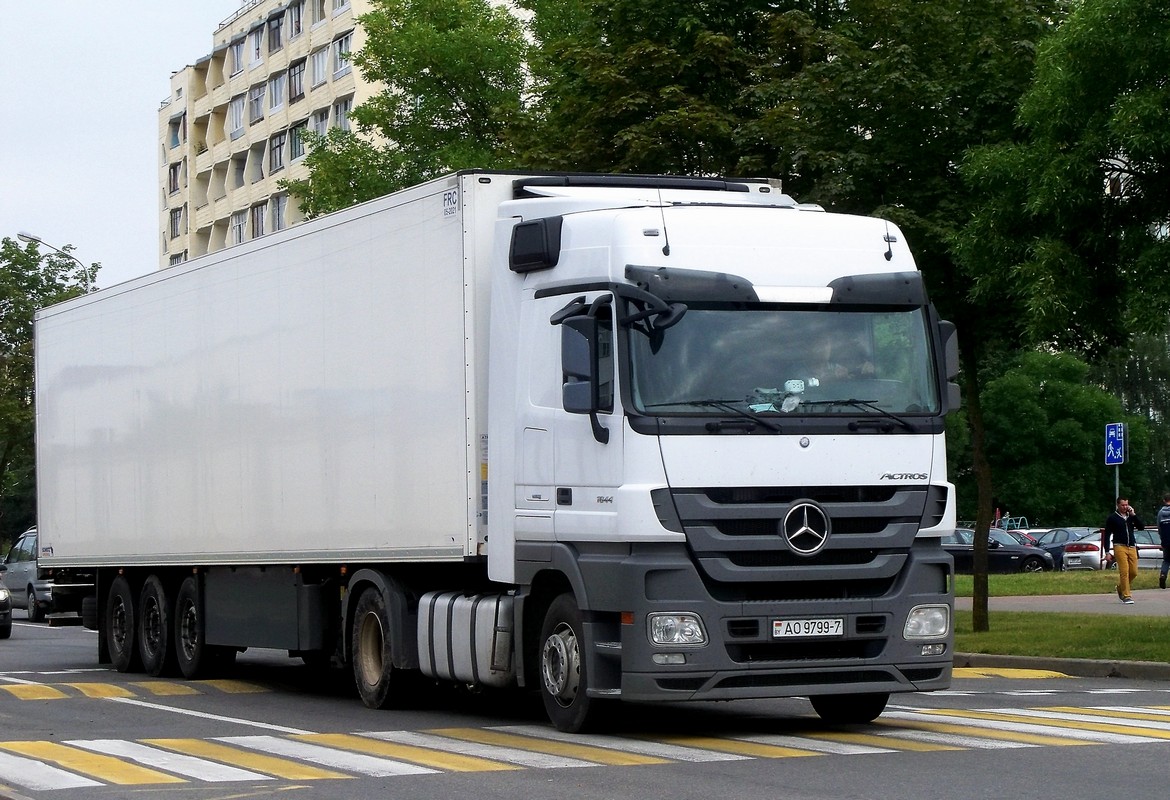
[0, 527, 51, 621]
[1062, 529, 1108, 570]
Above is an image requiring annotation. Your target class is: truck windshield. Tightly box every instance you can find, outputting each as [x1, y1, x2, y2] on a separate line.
[627, 304, 940, 417]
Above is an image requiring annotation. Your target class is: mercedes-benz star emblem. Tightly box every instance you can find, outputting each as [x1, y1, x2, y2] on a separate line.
[781, 502, 831, 556]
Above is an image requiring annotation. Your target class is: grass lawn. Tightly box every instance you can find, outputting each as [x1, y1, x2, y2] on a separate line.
[953, 568, 1170, 662]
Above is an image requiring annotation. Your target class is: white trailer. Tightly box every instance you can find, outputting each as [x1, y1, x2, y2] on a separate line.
[36, 171, 959, 731]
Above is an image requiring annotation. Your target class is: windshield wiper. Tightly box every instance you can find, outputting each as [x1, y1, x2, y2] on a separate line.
[643, 399, 782, 432]
[801, 398, 915, 432]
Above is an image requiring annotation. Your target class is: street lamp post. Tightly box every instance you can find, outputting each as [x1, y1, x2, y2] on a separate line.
[17, 231, 92, 292]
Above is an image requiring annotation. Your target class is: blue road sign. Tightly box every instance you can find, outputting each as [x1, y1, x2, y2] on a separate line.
[1106, 422, 1126, 466]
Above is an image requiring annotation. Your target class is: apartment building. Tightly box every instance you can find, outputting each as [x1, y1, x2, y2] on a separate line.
[159, 0, 378, 267]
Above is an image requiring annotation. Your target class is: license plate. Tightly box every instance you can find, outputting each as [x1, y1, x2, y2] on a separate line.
[772, 618, 844, 638]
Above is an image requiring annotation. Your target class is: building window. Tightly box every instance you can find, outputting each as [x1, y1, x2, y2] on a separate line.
[270, 131, 287, 173]
[333, 0, 350, 11]
[333, 32, 353, 77]
[290, 121, 308, 160]
[230, 210, 247, 244]
[310, 48, 329, 88]
[228, 95, 246, 139]
[229, 40, 245, 75]
[311, 0, 327, 25]
[249, 84, 265, 124]
[168, 114, 186, 149]
[311, 108, 330, 136]
[249, 28, 264, 66]
[271, 194, 288, 232]
[288, 60, 306, 102]
[169, 207, 184, 239]
[269, 73, 286, 110]
[168, 162, 182, 194]
[169, 252, 187, 267]
[334, 97, 352, 131]
[289, 1, 305, 38]
[251, 203, 267, 239]
[268, 14, 284, 53]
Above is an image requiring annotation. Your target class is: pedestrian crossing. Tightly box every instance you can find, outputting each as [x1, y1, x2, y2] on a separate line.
[4, 705, 1170, 792]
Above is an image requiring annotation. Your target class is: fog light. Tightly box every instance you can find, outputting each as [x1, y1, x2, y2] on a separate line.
[903, 604, 950, 639]
[648, 613, 707, 646]
[920, 643, 947, 657]
[652, 653, 687, 665]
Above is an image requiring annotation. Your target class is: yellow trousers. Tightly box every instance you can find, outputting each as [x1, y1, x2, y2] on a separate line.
[1115, 544, 1139, 600]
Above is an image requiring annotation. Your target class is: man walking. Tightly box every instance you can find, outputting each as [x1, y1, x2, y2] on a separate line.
[1104, 496, 1146, 604]
[1157, 493, 1170, 590]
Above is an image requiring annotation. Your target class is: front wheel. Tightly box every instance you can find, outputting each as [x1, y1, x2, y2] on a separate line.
[1020, 556, 1045, 573]
[351, 586, 396, 709]
[539, 594, 596, 733]
[810, 692, 889, 724]
[27, 590, 44, 623]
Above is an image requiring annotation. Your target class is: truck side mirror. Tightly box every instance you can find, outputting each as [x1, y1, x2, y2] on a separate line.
[939, 319, 962, 410]
[561, 317, 610, 444]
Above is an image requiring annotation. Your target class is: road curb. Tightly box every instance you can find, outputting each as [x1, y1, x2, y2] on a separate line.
[955, 651, 1170, 681]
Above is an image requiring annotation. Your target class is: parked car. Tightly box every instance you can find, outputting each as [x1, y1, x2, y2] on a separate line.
[1134, 528, 1165, 570]
[0, 527, 51, 622]
[1033, 527, 1097, 570]
[943, 528, 1056, 573]
[0, 582, 11, 638]
[1062, 529, 1109, 570]
[1001, 529, 1042, 546]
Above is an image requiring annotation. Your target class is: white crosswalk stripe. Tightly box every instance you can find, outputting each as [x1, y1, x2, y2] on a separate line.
[492, 724, 752, 761]
[220, 734, 440, 776]
[68, 739, 271, 781]
[0, 750, 102, 791]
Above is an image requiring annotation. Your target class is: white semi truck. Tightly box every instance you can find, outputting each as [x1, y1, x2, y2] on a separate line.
[35, 171, 959, 732]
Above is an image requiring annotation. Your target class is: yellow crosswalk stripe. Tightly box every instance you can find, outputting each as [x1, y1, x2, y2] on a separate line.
[803, 730, 962, 752]
[0, 684, 69, 700]
[652, 735, 823, 759]
[918, 708, 1170, 740]
[65, 683, 136, 699]
[0, 741, 185, 785]
[1045, 706, 1170, 724]
[876, 719, 1094, 747]
[143, 738, 350, 780]
[427, 727, 669, 765]
[196, 679, 269, 694]
[296, 733, 520, 772]
[132, 681, 201, 696]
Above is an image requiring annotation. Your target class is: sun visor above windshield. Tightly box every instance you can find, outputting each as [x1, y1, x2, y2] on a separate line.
[625, 265, 760, 302]
[828, 272, 926, 305]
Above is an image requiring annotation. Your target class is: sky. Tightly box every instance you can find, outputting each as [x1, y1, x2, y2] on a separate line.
[0, 3, 243, 288]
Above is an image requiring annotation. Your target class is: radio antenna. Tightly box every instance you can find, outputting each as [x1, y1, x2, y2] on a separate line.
[657, 187, 671, 256]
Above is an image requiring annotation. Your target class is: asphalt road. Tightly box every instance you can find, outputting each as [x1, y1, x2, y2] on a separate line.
[5, 614, 1170, 800]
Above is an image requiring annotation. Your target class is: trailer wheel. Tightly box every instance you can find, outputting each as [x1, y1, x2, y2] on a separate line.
[352, 586, 396, 709]
[106, 576, 141, 673]
[175, 577, 211, 679]
[810, 692, 889, 724]
[539, 593, 596, 733]
[80, 595, 99, 630]
[138, 575, 176, 677]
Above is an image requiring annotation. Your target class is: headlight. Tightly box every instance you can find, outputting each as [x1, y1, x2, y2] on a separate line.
[648, 613, 707, 646]
[0, 586, 9, 602]
[904, 604, 950, 639]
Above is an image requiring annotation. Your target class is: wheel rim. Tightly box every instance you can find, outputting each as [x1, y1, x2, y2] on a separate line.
[111, 597, 129, 654]
[178, 600, 198, 661]
[541, 622, 580, 708]
[356, 612, 384, 688]
[142, 598, 162, 657]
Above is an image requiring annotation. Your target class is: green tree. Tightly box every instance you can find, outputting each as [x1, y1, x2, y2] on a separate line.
[979, 351, 1146, 526]
[957, 0, 1170, 356]
[0, 237, 95, 547]
[516, 0, 778, 174]
[283, 0, 527, 217]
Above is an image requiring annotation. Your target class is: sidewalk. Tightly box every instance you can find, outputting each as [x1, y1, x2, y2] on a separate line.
[954, 588, 1170, 680]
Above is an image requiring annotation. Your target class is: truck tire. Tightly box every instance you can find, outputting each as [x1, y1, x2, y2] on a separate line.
[175, 577, 211, 679]
[106, 576, 141, 673]
[27, 589, 45, 623]
[810, 692, 889, 724]
[352, 586, 396, 709]
[81, 595, 99, 630]
[138, 575, 177, 677]
[539, 593, 597, 733]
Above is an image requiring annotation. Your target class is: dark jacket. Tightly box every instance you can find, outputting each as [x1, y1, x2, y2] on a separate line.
[1157, 505, 1170, 557]
[1103, 509, 1145, 549]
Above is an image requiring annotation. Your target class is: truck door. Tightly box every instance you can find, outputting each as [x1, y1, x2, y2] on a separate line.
[545, 293, 624, 541]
